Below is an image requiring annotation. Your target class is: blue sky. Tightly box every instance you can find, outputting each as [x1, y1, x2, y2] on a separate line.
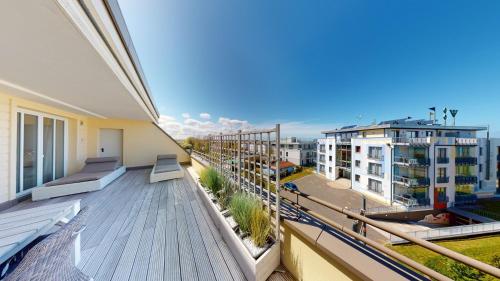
[118, 0, 500, 138]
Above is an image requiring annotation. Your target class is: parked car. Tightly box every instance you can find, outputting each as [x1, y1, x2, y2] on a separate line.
[283, 182, 299, 192]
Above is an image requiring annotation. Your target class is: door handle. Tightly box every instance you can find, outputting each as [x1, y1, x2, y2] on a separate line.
[101, 148, 104, 152]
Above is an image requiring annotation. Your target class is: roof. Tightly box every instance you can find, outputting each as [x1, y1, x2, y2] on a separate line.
[321, 123, 488, 134]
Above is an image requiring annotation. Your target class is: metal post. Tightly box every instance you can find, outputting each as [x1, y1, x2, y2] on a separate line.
[275, 124, 281, 241]
[253, 133, 257, 195]
[237, 130, 242, 191]
[259, 132, 263, 201]
[220, 133, 223, 173]
[267, 132, 271, 217]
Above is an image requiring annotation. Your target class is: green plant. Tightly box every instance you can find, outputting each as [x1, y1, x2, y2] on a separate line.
[250, 207, 271, 247]
[230, 193, 259, 234]
[217, 176, 235, 210]
[448, 260, 485, 281]
[200, 167, 222, 195]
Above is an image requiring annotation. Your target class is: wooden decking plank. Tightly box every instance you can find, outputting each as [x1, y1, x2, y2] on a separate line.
[82, 178, 147, 277]
[180, 182, 217, 281]
[110, 186, 155, 281]
[180, 175, 246, 281]
[146, 183, 168, 281]
[171, 180, 195, 281]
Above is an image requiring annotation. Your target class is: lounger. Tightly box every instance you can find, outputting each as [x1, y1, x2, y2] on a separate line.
[31, 157, 126, 201]
[149, 154, 184, 183]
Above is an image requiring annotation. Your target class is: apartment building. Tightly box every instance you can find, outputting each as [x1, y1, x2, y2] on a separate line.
[278, 137, 317, 166]
[317, 118, 500, 209]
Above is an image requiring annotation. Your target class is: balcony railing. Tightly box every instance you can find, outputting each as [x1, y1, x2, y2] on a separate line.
[436, 157, 449, 164]
[455, 157, 477, 165]
[436, 176, 449, 184]
[367, 169, 384, 178]
[393, 194, 430, 207]
[393, 156, 430, 166]
[393, 175, 430, 187]
[319, 148, 326, 153]
[392, 137, 431, 146]
[455, 138, 478, 145]
[367, 154, 384, 161]
[455, 176, 478, 185]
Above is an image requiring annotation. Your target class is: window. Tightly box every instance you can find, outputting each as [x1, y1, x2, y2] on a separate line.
[329, 144, 333, 151]
[355, 174, 360, 182]
[286, 152, 288, 157]
[329, 156, 332, 161]
[368, 179, 383, 194]
[368, 163, 383, 177]
[355, 160, 360, 167]
[438, 168, 447, 177]
[479, 164, 483, 173]
[329, 167, 332, 173]
[438, 148, 447, 158]
[368, 147, 382, 159]
[355, 146, 361, 153]
[479, 147, 483, 156]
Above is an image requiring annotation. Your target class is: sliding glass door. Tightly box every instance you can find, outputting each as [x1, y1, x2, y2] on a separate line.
[16, 110, 67, 195]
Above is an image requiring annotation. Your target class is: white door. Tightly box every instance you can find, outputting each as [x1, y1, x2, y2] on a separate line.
[99, 129, 123, 165]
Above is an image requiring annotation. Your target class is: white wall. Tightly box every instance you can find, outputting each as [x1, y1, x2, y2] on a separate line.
[0, 96, 10, 203]
[317, 138, 336, 180]
[351, 138, 392, 204]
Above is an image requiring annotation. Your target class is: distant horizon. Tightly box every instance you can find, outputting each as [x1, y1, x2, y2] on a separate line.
[119, 0, 500, 139]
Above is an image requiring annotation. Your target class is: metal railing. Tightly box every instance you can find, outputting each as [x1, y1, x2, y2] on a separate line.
[281, 189, 500, 280]
[393, 156, 430, 166]
[194, 125, 282, 241]
[392, 137, 431, 145]
[393, 175, 431, 187]
[455, 138, 478, 145]
[436, 176, 449, 184]
[352, 204, 432, 215]
[455, 157, 478, 165]
[455, 175, 478, 185]
[436, 157, 449, 164]
[390, 221, 500, 244]
[367, 154, 384, 161]
[367, 169, 384, 178]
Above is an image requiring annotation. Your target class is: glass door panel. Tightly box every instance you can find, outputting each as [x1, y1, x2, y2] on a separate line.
[55, 120, 65, 179]
[42, 118, 54, 184]
[22, 114, 38, 190]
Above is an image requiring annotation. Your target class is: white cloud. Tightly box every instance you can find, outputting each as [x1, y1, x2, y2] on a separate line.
[181, 112, 191, 119]
[200, 113, 211, 119]
[158, 113, 337, 140]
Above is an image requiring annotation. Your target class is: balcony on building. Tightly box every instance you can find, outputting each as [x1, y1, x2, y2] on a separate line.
[455, 157, 478, 165]
[436, 176, 450, 184]
[392, 137, 431, 146]
[367, 153, 384, 161]
[393, 184, 431, 207]
[367, 168, 384, 178]
[393, 175, 431, 187]
[455, 175, 478, 185]
[436, 157, 450, 164]
[393, 155, 431, 166]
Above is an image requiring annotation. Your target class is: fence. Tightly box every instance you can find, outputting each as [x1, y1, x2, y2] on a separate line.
[194, 125, 281, 241]
[390, 221, 500, 244]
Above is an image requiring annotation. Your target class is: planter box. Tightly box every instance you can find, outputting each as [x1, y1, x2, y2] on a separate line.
[195, 180, 280, 281]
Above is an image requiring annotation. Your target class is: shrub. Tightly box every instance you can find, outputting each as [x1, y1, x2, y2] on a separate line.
[200, 167, 222, 195]
[218, 176, 235, 210]
[230, 193, 259, 234]
[448, 260, 485, 281]
[250, 207, 271, 247]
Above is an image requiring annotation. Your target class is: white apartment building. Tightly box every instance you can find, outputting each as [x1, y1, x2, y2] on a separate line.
[317, 118, 500, 209]
[278, 137, 317, 166]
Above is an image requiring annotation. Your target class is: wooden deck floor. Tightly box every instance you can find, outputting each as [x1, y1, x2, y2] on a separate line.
[6, 169, 247, 281]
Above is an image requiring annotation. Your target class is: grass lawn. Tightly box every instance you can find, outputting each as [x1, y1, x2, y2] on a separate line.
[389, 235, 500, 281]
[281, 167, 314, 183]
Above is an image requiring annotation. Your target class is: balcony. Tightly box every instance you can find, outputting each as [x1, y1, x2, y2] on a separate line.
[319, 148, 326, 153]
[393, 175, 431, 187]
[367, 154, 384, 161]
[393, 156, 430, 166]
[455, 138, 478, 146]
[392, 137, 431, 146]
[436, 157, 450, 164]
[455, 175, 478, 185]
[393, 194, 430, 207]
[367, 169, 384, 178]
[455, 157, 478, 165]
[436, 176, 450, 184]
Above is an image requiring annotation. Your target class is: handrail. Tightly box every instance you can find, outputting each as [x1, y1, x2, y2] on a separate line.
[281, 188, 500, 279]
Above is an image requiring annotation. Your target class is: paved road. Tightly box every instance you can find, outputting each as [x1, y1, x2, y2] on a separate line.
[280, 173, 388, 242]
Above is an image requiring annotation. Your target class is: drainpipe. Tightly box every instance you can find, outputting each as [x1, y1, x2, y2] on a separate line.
[486, 126, 490, 181]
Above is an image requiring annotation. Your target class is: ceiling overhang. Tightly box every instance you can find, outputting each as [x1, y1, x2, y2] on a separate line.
[0, 0, 159, 121]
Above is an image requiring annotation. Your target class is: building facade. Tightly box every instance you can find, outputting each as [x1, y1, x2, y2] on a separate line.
[317, 119, 500, 209]
[278, 137, 317, 166]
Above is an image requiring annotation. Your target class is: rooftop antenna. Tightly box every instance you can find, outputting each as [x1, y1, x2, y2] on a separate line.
[449, 109, 458, 126]
[429, 107, 436, 124]
[443, 107, 448, 126]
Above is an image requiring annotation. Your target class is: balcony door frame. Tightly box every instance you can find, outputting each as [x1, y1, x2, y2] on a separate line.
[16, 108, 68, 196]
